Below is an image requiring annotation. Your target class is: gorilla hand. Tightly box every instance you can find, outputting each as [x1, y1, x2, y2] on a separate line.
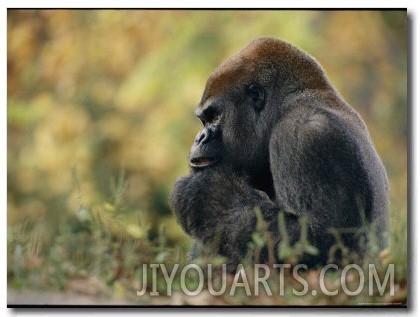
[170, 167, 299, 269]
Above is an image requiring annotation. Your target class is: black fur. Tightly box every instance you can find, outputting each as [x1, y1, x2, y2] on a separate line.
[170, 37, 388, 269]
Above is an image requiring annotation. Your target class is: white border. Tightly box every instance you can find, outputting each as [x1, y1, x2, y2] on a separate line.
[2, 1, 416, 317]
[0, 0, 414, 9]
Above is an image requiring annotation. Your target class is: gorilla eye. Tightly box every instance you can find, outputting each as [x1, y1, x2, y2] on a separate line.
[196, 106, 221, 126]
[245, 84, 265, 111]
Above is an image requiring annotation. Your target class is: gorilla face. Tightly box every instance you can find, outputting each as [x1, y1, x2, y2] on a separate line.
[189, 80, 269, 177]
[189, 42, 283, 179]
[189, 100, 224, 170]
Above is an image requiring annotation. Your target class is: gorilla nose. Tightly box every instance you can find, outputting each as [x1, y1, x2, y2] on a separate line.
[195, 129, 211, 145]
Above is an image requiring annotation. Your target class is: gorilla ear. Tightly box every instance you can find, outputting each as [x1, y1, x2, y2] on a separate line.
[245, 84, 266, 111]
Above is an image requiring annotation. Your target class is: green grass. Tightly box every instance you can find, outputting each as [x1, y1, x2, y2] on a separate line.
[7, 173, 407, 306]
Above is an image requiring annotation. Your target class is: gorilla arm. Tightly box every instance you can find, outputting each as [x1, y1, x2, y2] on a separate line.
[170, 167, 300, 267]
[269, 95, 388, 259]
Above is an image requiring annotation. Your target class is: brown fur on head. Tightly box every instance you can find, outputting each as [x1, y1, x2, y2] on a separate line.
[200, 37, 331, 106]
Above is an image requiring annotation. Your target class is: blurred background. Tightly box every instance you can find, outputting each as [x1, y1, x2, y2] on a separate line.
[7, 10, 407, 302]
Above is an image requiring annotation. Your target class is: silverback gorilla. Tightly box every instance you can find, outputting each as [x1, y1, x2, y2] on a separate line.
[170, 37, 388, 270]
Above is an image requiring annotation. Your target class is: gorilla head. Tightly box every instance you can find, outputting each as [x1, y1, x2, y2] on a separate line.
[190, 38, 332, 192]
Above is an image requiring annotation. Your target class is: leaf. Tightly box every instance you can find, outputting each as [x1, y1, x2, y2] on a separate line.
[126, 224, 146, 239]
[305, 244, 320, 256]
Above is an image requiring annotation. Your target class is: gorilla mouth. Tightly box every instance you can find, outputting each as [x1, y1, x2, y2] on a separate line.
[190, 157, 218, 169]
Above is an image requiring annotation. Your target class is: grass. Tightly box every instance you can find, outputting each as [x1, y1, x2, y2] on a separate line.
[7, 173, 407, 306]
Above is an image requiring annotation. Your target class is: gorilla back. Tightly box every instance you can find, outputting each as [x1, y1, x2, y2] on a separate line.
[171, 37, 388, 269]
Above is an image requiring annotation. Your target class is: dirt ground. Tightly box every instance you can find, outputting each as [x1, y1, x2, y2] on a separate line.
[8, 289, 135, 306]
[7, 288, 228, 307]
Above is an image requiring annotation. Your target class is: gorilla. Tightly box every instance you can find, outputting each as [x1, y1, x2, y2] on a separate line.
[170, 37, 388, 270]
